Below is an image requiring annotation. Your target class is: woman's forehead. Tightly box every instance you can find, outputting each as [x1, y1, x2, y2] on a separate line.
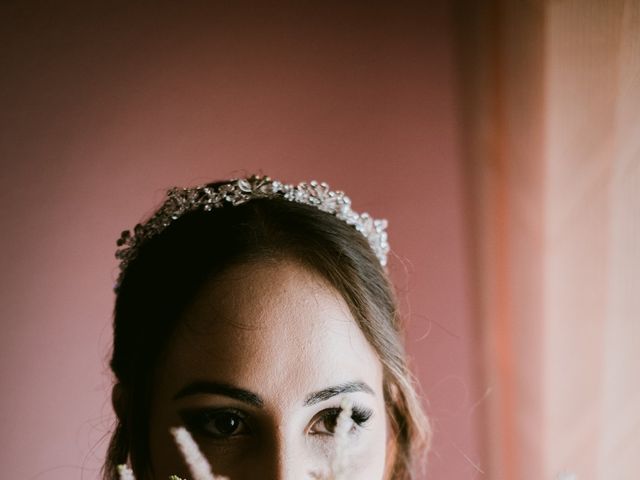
[179, 259, 348, 332]
[157, 259, 383, 400]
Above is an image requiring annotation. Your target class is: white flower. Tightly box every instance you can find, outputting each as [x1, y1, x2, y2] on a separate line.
[307, 398, 354, 480]
[171, 427, 229, 480]
[330, 398, 354, 479]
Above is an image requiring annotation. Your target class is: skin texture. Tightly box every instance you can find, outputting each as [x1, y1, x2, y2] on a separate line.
[147, 258, 388, 479]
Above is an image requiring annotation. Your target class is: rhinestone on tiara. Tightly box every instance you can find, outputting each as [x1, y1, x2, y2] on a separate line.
[114, 175, 389, 290]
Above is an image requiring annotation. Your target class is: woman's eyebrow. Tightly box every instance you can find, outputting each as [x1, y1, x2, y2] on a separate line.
[303, 381, 375, 406]
[173, 381, 264, 407]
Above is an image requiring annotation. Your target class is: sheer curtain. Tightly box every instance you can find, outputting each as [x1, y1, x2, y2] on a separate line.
[457, 1, 640, 478]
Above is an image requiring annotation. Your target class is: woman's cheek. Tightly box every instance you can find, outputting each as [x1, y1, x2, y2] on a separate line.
[344, 433, 388, 479]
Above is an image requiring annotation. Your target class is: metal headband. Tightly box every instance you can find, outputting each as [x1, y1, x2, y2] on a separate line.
[114, 175, 389, 290]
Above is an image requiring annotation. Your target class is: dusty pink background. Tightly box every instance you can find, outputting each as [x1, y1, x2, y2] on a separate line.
[0, 2, 481, 478]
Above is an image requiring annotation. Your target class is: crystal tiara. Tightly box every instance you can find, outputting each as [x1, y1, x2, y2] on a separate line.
[114, 175, 389, 290]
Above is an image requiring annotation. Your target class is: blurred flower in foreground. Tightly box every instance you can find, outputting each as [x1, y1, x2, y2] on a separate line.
[310, 398, 354, 480]
[170, 426, 228, 480]
[331, 398, 354, 478]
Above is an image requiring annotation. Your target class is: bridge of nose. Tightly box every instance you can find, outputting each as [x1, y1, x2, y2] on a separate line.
[256, 425, 328, 480]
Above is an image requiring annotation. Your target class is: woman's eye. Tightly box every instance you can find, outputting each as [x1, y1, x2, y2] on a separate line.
[309, 405, 373, 435]
[179, 409, 249, 439]
[311, 409, 340, 434]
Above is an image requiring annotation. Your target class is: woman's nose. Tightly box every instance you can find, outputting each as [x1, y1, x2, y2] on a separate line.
[259, 431, 320, 480]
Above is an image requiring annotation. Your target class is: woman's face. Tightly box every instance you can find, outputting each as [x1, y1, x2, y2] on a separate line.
[147, 258, 388, 479]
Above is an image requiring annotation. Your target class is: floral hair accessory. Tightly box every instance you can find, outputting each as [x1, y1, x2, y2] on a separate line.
[114, 175, 389, 291]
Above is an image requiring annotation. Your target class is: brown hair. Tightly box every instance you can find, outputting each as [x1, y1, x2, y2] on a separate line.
[105, 188, 430, 479]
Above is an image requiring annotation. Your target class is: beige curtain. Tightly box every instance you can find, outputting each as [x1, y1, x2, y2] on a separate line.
[457, 1, 640, 479]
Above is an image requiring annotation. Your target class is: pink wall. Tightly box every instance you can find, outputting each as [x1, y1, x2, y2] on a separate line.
[0, 3, 480, 478]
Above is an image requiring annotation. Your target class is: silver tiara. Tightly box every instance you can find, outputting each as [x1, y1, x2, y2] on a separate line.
[114, 175, 389, 290]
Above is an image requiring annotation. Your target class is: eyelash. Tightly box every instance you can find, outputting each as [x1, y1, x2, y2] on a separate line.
[178, 404, 374, 441]
[310, 405, 374, 436]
